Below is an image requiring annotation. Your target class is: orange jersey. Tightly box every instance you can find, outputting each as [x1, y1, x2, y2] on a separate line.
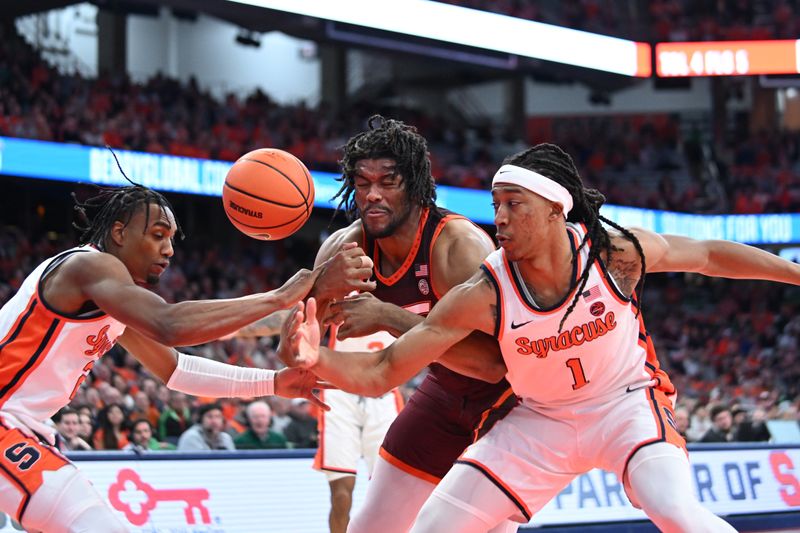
[0, 246, 126, 442]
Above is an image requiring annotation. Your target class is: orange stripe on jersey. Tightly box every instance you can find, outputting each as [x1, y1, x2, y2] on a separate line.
[472, 387, 514, 442]
[373, 208, 430, 286]
[0, 301, 65, 409]
[456, 458, 532, 521]
[0, 294, 37, 347]
[636, 313, 675, 395]
[313, 389, 326, 471]
[623, 388, 687, 480]
[379, 447, 441, 485]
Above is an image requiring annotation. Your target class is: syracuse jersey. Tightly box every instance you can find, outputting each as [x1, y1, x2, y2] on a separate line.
[481, 223, 674, 407]
[0, 246, 126, 442]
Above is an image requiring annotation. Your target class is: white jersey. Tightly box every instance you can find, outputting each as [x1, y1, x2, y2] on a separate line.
[0, 246, 126, 442]
[482, 223, 671, 407]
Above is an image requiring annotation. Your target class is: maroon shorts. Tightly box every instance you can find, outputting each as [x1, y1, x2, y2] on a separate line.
[380, 368, 518, 483]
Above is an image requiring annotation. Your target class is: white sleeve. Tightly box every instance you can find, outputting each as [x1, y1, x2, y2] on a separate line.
[166, 352, 275, 398]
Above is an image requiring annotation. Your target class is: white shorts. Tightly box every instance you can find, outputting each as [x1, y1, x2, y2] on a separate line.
[0, 421, 126, 532]
[457, 386, 686, 522]
[314, 389, 404, 482]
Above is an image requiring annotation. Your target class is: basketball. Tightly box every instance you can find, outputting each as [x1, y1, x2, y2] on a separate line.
[222, 148, 315, 240]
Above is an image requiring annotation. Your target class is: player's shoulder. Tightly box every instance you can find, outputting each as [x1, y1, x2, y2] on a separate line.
[434, 216, 494, 253]
[316, 221, 364, 263]
[58, 248, 126, 281]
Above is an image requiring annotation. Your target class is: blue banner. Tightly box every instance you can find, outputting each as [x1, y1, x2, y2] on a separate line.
[1, 136, 798, 244]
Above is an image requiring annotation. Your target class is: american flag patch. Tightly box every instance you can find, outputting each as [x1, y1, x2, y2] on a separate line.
[582, 285, 601, 301]
[414, 263, 429, 277]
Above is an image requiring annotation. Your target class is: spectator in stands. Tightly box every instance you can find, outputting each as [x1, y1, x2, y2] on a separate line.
[123, 419, 176, 452]
[734, 407, 772, 442]
[159, 390, 191, 444]
[131, 390, 160, 428]
[54, 407, 92, 451]
[77, 411, 94, 443]
[686, 403, 712, 442]
[92, 403, 129, 450]
[177, 403, 235, 451]
[234, 401, 288, 450]
[268, 397, 293, 434]
[700, 405, 734, 442]
[284, 398, 318, 449]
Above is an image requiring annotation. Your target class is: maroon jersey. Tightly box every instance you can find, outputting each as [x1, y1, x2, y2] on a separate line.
[365, 207, 517, 481]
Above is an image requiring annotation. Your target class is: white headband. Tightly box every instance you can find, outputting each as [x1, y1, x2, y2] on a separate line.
[491, 164, 573, 218]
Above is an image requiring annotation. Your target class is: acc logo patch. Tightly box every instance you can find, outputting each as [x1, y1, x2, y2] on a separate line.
[418, 278, 430, 296]
[589, 301, 605, 317]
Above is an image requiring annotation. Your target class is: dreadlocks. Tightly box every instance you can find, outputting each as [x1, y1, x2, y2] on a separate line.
[504, 143, 646, 332]
[334, 115, 436, 221]
[72, 148, 183, 249]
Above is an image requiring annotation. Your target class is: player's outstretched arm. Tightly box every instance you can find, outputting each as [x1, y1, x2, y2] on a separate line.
[633, 228, 800, 283]
[283, 270, 502, 397]
[230, 234, 376, 338]
[117, 327, 332, 410]
[67, 252, 320, 347]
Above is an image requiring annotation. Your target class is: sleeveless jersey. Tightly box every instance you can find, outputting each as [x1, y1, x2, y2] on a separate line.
[482, 223, 674, 407]
[365, 207, 506, 396]
[0, 246, 126, 441]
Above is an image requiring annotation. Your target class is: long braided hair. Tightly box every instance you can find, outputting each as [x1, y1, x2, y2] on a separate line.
[334, 115, 436, 221]
[504, 143, 646, 331]
[73, 149, 183, 249]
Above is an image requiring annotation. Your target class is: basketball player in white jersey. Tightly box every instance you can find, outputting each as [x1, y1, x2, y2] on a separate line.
[315, 329, 403, 533]
[0, 173, 347, 533]
[234, 293, 403, 533]
[282, 143, 800, 531]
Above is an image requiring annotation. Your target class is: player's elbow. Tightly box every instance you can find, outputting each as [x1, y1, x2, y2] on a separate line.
[144, 318, 181, 347]
[359, 377, 394, 398]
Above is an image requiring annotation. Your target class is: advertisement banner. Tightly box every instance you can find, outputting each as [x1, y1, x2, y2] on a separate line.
[2, 137, 800, 243]
[656, 40, 800, 77]
[0, 446, 794, 532]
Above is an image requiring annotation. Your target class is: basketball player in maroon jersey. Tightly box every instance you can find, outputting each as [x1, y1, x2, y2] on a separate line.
[281, 143, 798, 532]
[281, 116, 516, 533]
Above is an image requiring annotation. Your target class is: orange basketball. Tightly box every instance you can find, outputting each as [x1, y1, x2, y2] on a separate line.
[222, 148, 315, 240]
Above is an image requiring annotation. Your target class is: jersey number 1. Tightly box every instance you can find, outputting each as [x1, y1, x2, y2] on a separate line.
[565, 358, 589, 390]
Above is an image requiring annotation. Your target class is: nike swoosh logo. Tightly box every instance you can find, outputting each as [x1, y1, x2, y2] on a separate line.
[626, 384, 649, 393]
[496, 170, 511, 174]
[510, 320, 533, 329]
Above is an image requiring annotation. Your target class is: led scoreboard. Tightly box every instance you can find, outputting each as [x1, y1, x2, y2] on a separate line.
[656, 40, 800, 77]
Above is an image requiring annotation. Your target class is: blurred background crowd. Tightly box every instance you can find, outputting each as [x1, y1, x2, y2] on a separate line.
[2, 0, 800, 453]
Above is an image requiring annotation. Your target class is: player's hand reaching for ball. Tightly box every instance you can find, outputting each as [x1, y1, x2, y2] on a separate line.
[277, 297, 321, 369]
[312, 242, 376, 301]
[273, 366, 333, 411]
[271, 266, 323, 309]
[328, 292, 388, 339]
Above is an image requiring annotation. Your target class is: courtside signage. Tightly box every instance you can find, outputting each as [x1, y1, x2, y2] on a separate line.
[1, 136, 799, 244]
[226, 0, 651, 76]
[26, 446, 794, 532]
[657, 40, 800, 77]
[533, 447, 800, 525]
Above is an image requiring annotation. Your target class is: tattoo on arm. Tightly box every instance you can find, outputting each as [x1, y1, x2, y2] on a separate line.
[607, 256, 641, 297]
[479, 272, 499, 328]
